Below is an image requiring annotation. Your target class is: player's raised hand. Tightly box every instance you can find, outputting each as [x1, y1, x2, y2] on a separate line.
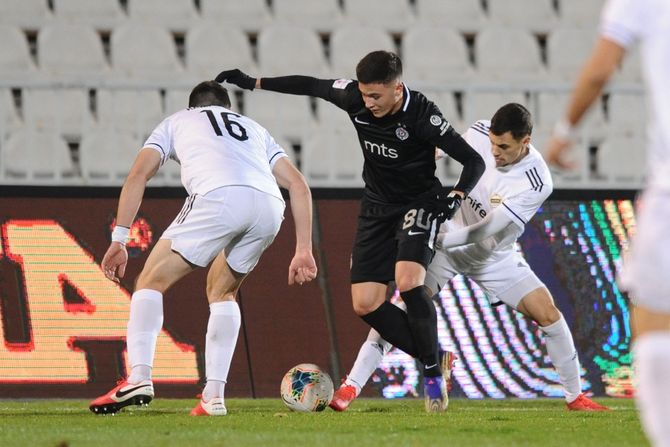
[215, 69, 256, 90]
[288, 249, 317, 286]
[101, 242, 128, 283]
[545, 136, 576, 170]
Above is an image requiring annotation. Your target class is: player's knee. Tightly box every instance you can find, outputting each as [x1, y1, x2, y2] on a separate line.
[535, 304, 561, 327]
[135, 270, 170, 293]
[395, 278, 422, 293]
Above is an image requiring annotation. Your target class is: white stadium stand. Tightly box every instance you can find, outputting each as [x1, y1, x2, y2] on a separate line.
[487, 0, 557, 33]
[79, 128, 140, 185]
[23, 88, 93, 137]
[0, 0, 52, 29]
[273, 0, 343, 33]
[559, 0, 606, 28]
[402, 26, 473, 84]
[301, 125, 364, 187]
[0, 90, 21, 136]
[2, 129, 75, 182]
[341, 0, 414, 33]
[256, 26, 329, 77]
[0, 25, 38, 81]
[607, 92, 647, 137]
[111, 22, 183, 81]
[547, 28, 599, 81]
[415, 0, 487, 34]
[474, 28, 546, 83]
[243, 90, 315, 143]
[96, 89, 164, 137]
[598, 133, 646, 183]
[53, 0, 125, 29]
[199, 0, 272, 33]
[37, 22, 109, 80]
[127, 0, 199, 31]
[185, 24, 257, 80]
[330, 26, 395, 78]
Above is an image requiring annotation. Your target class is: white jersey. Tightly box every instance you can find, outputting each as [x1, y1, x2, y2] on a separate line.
[143, 106, 287, 200]
[601, 0, 670, 189]
[443, 120, 553, 268]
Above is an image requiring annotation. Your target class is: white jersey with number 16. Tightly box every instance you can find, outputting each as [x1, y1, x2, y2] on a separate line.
[143, 105, 287, 200]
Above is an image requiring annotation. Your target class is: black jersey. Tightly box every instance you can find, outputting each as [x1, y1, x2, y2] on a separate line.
[260, 76, 485, 205]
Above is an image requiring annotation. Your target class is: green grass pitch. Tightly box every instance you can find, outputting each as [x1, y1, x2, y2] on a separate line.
[0, 398, 647, 447]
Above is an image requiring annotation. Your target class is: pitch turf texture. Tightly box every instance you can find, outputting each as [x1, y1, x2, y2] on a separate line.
[0, 398, 646, 447]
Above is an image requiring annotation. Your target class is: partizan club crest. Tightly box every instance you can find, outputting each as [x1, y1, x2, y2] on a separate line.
[395, 127, 409, 140]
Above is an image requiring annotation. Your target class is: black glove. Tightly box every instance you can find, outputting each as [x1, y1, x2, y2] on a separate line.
[435, 191, 463, 222]
[215, 69, 256, 90]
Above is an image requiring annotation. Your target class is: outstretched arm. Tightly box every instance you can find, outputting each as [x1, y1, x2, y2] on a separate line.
[102, 148, 161, 282]
[437, 207, 514, 249]
[545, 38, 626, 168]
[272, 157, 318, 285]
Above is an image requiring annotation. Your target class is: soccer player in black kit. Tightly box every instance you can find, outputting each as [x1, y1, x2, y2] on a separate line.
[216, 51, 485, 412]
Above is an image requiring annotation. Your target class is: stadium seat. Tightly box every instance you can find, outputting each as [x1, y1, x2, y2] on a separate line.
[38, 22, 109, 80]
[273, 0, 343, 33]
[243, 90, 315, 143]
[23, 88, 93, 137]
[79, 128, 140, 185]
[487, 0, 557, 33]
[462, 91, 528, 124]
[607, 92, 647, 138]
[474, 29, 546, 83]
[185, 24, 256, 79]
[402, 26, 473, 85]
[301, 125, 364, 187]
[316, 100, 353, 131]
[535, 91, 606, 139]
[0, 89, 21, 136]
[341, 0, 414, 33]
[111, 22, 183, 81]
[547, 28, 599, 81]
[2, 128, 76, 182]
[0, 0, 52, 29]
[0, 25, 38, 80]
[127, 0, 199, 31]
[53, 0, 125, 29]
[598, 134, 646, 184]
[433, 90, 464, 130]
[97, 89, 164, 137]
[559, 0, 605, 28]
[257, 26, 328, 77]
[330, 26, 395, 78]
[200, 0, 271, 33]
[414, 0, 487, 34]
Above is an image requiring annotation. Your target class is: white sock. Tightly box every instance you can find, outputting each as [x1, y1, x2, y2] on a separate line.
[345, 329, 392, 395]
[634, 332, 670, 447]
[202, 301, 241, 402]
[539, 315, 581, 403]
[126, 289, 163, 384]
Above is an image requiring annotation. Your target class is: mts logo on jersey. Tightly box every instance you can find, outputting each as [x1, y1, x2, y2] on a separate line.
[363, 140, 399, 159]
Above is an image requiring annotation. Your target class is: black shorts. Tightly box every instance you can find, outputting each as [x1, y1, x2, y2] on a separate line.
[350, 196, 441, 284]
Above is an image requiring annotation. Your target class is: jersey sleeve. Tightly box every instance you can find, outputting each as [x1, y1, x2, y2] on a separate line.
[500, 164, 553, 228]
[263, 129, 288, 168]
[600, 0, 648, 48]
[143, 117, 176, 166]
[260, 75, 362, 113]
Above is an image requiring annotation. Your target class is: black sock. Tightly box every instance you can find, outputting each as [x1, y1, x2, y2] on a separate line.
[401, 285, 441, 378]
[361, 301, 418, 358]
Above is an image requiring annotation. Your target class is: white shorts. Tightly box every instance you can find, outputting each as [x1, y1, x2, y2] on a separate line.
[618, 188, 670, 314]
[426, 250, 546, 309]
[161, 186, 285, 272]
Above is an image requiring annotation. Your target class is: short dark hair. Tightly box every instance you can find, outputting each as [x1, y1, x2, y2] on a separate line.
[355, 51, 403, 84]
[189, 81, 232, 108]
[490, 103, 533, 140]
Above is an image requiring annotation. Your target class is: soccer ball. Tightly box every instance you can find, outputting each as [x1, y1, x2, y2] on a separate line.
[280, 363, 334, 412]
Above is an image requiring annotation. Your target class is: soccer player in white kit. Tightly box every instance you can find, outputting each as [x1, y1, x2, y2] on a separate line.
[330, 104, 608, 412]
[546, 0, 670, 444]
[89, 81, 317, 416]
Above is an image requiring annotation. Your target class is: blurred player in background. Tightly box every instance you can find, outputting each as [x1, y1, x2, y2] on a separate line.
[546, 0, 670, 444]
[89, 81, 317, 416]
[216, 51, 485, 412]
[332, 104, 608, 412]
